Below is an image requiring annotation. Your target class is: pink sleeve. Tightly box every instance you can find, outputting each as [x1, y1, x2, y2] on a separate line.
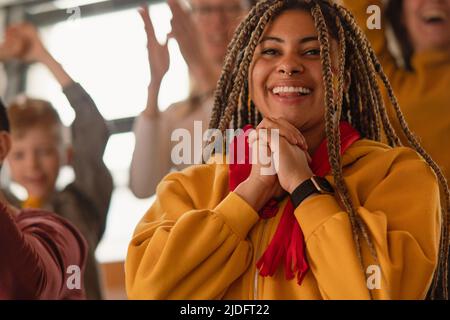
[0, 204, 88, 299]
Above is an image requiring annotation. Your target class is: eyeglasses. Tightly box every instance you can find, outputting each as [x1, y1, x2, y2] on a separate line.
[191, 4, 244, 19]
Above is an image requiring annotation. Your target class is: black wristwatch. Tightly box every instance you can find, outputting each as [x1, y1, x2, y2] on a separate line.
[290, 176, 334, 208]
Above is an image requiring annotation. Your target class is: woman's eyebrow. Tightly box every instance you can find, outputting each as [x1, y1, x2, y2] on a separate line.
[299, 36, 319, 44]
[259, 36, 283, 44]
[259, 35, 319, 44]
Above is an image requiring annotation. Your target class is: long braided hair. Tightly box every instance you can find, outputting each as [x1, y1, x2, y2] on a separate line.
[207, 0, 449, 299]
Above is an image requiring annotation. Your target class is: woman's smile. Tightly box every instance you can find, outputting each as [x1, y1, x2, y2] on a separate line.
[267, 81, 313, 107]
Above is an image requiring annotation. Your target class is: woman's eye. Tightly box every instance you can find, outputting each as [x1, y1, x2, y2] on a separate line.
[304, 48, 321, 56]
[261, 48, 279, 56]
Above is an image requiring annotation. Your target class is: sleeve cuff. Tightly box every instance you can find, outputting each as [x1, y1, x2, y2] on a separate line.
[215, 192, 260, 240]
[294, 194, 342, 240]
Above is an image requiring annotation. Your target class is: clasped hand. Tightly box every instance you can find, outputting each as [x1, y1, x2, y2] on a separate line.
[235, 117, 314, 211]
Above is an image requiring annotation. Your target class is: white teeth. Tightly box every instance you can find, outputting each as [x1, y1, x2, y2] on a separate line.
[272, 86, 312, 95]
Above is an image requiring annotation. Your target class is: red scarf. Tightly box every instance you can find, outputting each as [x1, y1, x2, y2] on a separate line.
[228, 122, 361, 285]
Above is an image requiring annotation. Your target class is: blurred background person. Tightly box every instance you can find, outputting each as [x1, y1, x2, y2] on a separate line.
[341, 0, 450, 186]
[0, 23, 113, 299]
[0, 98, 88, 300]
[129, 0, 250, 198]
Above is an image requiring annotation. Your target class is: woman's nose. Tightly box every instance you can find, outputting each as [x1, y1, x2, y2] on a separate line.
[277, 57, 305, 76]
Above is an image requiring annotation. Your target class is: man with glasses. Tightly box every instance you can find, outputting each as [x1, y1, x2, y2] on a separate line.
[130, 0, 251, 199]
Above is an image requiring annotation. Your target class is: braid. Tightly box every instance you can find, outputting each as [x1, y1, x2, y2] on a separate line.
[312, 1, 375, 275]
[336, 2, 449, 299]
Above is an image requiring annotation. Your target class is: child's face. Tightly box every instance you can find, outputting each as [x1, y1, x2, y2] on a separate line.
[7, 126, 61, 201]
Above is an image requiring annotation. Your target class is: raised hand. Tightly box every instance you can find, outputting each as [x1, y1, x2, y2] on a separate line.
[0, 23, 72, 87]
[139, 5, 170, 85]
[0, 28, 25, 62]
[5, 23, 49, 63]
[167, 0, 216, 92]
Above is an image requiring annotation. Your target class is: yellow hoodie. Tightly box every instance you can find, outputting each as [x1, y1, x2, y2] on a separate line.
[342, 0, 450, 185]
[126, 139, 440, 300]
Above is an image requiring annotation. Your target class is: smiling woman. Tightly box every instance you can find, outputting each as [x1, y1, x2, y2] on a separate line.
[249, 10, 330, 152]
[126, 0, 449, 300]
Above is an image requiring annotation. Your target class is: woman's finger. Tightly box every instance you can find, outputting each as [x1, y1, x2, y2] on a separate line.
[257, 117, 306, 150]
[271, 117, 308, 150]
[249, 133, 274, 170]
[257, 118, 296, 145]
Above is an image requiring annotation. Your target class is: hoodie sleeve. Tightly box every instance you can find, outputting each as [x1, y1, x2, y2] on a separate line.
[0, 205, 88, 299]
[125, 162, 260, 299]
[294, 147, 440, 299]
[62, 82, 113, 243]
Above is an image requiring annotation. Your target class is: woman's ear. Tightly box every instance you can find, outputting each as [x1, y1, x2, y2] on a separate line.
[0, 131, 11, 163]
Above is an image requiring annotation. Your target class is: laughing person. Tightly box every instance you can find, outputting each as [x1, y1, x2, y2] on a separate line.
[341, 0, 450, 203]
[126, 0, 448, 299]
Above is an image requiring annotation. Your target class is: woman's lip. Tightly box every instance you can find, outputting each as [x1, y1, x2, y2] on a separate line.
[269, 91, 310, 106]
[268, 83, 312, 90]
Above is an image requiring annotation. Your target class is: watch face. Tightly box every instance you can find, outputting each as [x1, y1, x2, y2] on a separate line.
[312, 176, 334, 194]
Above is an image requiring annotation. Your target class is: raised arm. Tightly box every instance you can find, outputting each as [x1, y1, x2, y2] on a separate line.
[0, 203, 87, 299]
[62, 82, 113, 242]
[129, 5, 172, 198]
[130, 111, 173, 198]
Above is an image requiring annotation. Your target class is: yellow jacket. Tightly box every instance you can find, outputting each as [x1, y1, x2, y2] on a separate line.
[343, 0, 450, 185]
[126, 139, 440, 299]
